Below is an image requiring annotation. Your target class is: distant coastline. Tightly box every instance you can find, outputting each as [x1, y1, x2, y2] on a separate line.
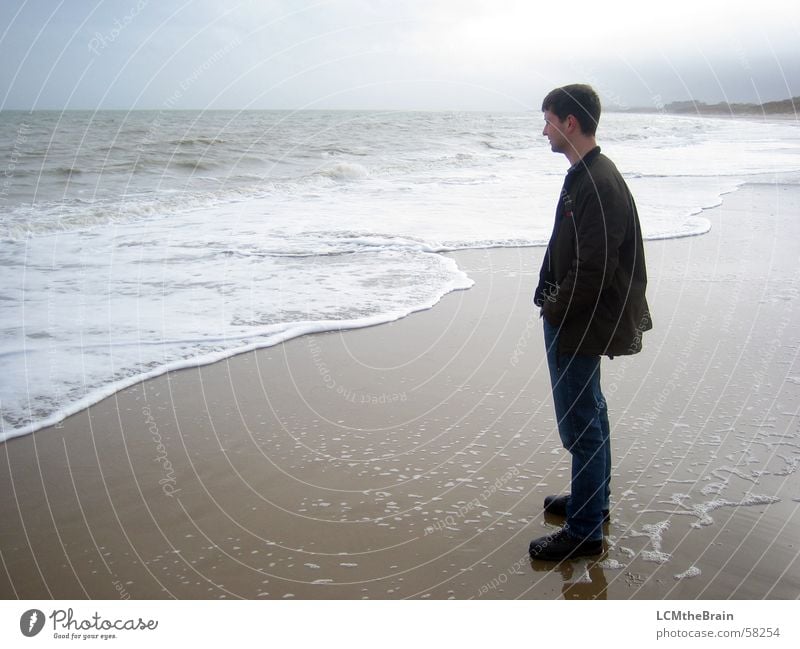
[617, 96, 799, 116]
[2, 99, 798, 115]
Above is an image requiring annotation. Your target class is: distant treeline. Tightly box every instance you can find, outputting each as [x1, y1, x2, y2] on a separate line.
[619, 97, 799, 116]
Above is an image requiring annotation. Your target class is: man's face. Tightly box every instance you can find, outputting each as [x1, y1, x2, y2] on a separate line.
[542, 110, 569, 155]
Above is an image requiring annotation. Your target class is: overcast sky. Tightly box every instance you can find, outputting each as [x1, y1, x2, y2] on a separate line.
[1, 0, 797, 111]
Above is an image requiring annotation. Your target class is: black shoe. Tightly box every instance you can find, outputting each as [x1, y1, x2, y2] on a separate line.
[544, 494, 610, 522]
[528, 527, 603, 562]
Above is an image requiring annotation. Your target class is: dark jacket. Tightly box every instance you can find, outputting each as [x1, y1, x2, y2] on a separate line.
[534, 147, 652, 356]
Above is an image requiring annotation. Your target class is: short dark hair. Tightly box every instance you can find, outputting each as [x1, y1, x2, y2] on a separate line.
[541, 84, 601, 136]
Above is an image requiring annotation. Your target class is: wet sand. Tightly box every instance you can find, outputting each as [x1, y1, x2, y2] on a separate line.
[2, 182, 799, 600]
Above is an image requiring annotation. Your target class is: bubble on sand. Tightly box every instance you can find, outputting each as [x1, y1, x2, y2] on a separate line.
[701, 482, 726, 496]
[689, 494, 781, 528]
[674, 566, 701, 580]
[630, 520, 671, 564]
[599, 558, 625, 570]
[644, 492, 781, 528]
[570, 561, 592, 584]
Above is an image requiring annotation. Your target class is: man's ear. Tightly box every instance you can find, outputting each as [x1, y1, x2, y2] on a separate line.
[566, 114, 579, 133]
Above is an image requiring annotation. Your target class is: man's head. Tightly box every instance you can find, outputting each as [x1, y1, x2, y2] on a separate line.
[541, 84, 601, 136]
[541, 84, 600, 163]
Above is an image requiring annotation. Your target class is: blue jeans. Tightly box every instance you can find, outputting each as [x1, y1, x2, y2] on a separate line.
[543, 317, 610, 541]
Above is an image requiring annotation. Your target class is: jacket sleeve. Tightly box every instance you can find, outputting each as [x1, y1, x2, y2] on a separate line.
[542, 178, 628, 325]
[533, 249, 551, 307]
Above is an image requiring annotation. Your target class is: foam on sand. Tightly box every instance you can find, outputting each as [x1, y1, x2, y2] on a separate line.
[674, 566, 701, 580]
[644, 492, 781, 528]
[629, 520, 672, 564]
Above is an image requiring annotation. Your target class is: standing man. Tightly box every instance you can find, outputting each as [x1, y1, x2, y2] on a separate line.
[529, 84, 652, 561]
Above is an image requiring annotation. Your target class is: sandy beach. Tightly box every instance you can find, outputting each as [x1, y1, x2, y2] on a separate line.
[2, 181, 799, 600]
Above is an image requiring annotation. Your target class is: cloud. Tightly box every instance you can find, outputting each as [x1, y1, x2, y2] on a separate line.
[0, 0, 797, 110]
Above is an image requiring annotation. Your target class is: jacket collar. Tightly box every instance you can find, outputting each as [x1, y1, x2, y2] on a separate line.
[566, 146, 601, 177]
[564, 146, 601, 191]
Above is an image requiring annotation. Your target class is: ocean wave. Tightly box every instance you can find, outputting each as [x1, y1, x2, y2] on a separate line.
[168, 137, 226, 146]
[0, 190, 230, 239]
[480, 139, 523, 151]
[643, 217, 712, 240]
[4, 109, 800, 445]
[311, 145, 370, 157]
[310, 162, 369, 182]
[0, 241, 474, 443]
[170, 159, 218, 172]
[627, 169, 800, 180]
[52, 166, 83, 176]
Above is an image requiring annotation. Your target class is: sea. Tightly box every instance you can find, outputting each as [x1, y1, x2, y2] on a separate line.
[2, 109, 800, 442]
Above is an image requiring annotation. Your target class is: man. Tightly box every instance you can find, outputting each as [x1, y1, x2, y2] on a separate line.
[529, 84, 652, 562]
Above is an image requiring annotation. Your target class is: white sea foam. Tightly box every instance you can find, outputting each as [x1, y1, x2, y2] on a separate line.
[689, 494, 781, 528]
[630, 520, 672, 564]
[674, 566, 701, 580]
[571, 561, 593, 584]
[599, 558, 625, 570]
[2, 110, 800, 440]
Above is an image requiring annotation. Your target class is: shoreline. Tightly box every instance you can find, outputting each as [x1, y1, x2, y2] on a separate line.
[3, 199, 722, 445]
[2, 181, 799, 599]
